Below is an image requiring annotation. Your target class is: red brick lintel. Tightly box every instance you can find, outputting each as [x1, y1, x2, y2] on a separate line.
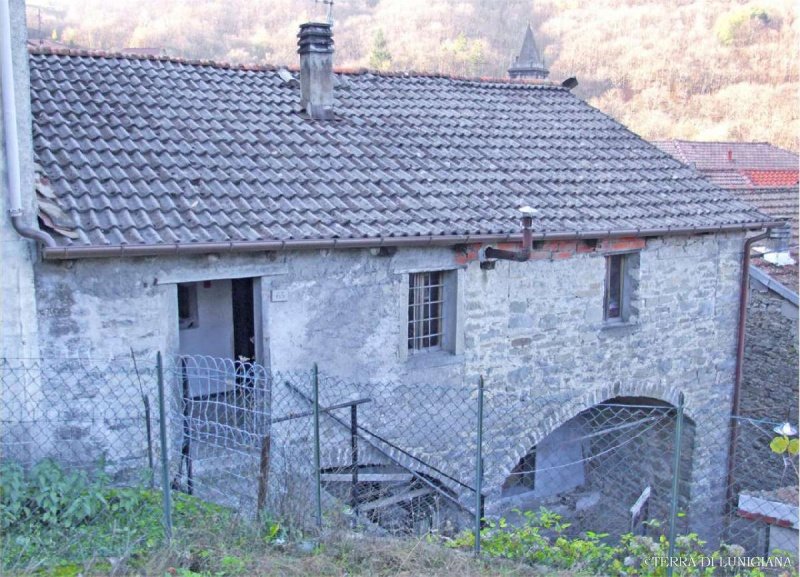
[737, 510, 794, 528]
[454, 237, 646, 265]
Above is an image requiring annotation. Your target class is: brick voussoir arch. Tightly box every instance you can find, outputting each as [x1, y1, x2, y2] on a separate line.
[482, 381, 696, 498]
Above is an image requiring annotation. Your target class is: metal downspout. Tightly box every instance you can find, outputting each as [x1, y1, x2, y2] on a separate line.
[725, 228, 770, 507]
[10, 213, 56, 246]
[1, 0, 55, 248]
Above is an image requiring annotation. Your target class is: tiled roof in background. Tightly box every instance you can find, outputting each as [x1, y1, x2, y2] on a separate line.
[29, 52, 773, 250]
[728, 186, 799, 260]
[751, 257, 798, 294]
[654, 140, 798, 293]
[744, 170, 799, 188]
[652, 140, 799, 172]
[702, 170, 753, 189]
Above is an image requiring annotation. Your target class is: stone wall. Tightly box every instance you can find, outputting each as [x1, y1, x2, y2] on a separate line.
[735, 275, 799, 498]
[1, 0, 41, 360]
[29, 232, 744, 534]
[740, 280, 799, 420]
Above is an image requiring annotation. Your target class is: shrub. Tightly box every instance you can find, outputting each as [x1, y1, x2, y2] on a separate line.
[1, 459, 115, 530]
[447, 508, 781, 577]
[714, 6, 771, 46]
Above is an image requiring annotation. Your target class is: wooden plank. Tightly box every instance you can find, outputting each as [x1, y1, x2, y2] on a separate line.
[256, 435, 271, 521]
[630, 486, 651, 518]
[359, 488, 432, 512]
[321, 473, 413, 483]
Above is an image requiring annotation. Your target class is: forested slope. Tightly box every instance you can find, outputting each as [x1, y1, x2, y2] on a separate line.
[31, 0, 798, 150]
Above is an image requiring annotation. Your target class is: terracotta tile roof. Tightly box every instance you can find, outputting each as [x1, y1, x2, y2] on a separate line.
[743, 170, 799, 188]
[653, 140, 799, 190]
[28, 51, 773, 250]
[653, 141, 798, 291]
[652, 140, 799, 172]
[729, 186, 799, 256]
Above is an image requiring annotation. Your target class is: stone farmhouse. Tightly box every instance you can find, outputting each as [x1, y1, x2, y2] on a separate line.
[0, 0, 788, 538]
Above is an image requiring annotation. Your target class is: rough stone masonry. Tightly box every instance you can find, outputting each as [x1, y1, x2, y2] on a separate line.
[29, 230, 745, 538]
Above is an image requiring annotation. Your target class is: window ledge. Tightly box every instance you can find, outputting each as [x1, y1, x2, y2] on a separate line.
[600, 319, 639, 331]
[405, 350, 464, 369]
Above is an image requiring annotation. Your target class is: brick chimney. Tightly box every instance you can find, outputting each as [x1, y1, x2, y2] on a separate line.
[297, 22, 334, 120]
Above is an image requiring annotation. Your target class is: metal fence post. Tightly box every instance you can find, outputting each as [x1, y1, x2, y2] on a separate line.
[350, 402, 359, 527]
[180, 358, 193, 495]
[156, 352, 173, 542]
[666, 392, 685, 577]
[312, 363, 323, 529]
[474, 375, 484, 556]
[130, 348, 155, 488]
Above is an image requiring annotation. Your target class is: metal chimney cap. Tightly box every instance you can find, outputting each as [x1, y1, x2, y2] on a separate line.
[518, 206, 538, 216]
[769, 222, 792, 237]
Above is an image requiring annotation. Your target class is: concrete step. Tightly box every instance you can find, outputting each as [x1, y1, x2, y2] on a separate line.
[358, 488, 433, 512]
[321, 473, 414, 483]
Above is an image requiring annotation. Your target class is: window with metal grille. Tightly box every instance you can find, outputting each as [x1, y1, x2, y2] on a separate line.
[408, 271, 445, 352]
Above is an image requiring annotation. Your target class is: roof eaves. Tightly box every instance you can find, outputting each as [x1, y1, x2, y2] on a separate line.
[41, 219, 785, 260]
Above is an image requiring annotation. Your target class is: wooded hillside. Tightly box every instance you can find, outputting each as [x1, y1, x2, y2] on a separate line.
[30, 0, 798, 150]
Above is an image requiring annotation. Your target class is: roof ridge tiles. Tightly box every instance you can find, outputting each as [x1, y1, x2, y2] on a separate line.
[28, 46, 564, 89]
[665, 138, 776, 146]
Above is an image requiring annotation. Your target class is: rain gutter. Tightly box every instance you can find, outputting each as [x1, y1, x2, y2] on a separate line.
[42, 221, 784, 260]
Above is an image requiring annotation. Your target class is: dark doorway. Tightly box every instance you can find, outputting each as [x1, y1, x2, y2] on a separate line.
[231, 278, 256, 362]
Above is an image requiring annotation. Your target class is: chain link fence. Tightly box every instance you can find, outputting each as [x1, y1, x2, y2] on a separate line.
[2, 353, 798, 575]
[724, 416, 799, 559]
[0, 356, 162, 573]
[164, 358, 480, 536]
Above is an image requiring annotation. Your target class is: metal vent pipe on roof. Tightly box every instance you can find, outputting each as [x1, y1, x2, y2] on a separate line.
[297, 22, 334, 121]
[768, 222, 792, 253]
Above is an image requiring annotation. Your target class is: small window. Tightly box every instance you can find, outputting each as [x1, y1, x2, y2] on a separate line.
[605, 254, 624, 320]
[604, 253, 639, 323]
[408, 271, 444, 351]
[178, 283, 199, 329]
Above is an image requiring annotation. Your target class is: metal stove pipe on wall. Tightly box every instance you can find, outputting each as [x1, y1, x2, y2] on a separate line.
[481, 206, 537, 263]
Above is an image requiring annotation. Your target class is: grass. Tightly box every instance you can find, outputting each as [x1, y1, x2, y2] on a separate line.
[143, 534, 567, 577]
[2, 488, 233, 574]
[6, 464, 794, 577]
[2, 482, 561, 577]
[4, 526, 565, 577]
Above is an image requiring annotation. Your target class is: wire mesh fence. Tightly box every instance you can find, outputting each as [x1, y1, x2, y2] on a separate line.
[0, 355, 163, 573]
[310, 373, 479, 536]
[722, 416, 799, 559]
[1, 353, 798, 575]
[163, 358, 480, 536]
[484, 400, 684, 539]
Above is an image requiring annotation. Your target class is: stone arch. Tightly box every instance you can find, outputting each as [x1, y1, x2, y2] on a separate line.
[484, 381, 696, 500]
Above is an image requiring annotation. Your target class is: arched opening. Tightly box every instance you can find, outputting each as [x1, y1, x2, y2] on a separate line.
[498, 397, 696, 537]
